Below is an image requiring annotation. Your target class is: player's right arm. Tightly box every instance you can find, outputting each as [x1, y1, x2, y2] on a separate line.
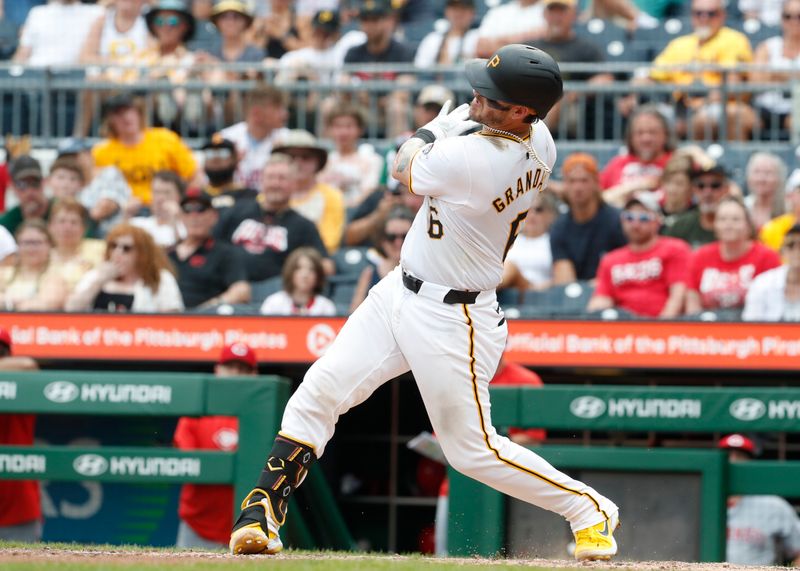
[391, 138, 427, 189]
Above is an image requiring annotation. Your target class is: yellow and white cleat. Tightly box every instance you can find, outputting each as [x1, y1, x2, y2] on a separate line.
[229, 489, 283, 555]
[573, 512, 620, 561]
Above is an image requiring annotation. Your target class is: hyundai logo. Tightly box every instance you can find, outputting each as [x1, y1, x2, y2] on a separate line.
[729, 398, 767, 422]
[43, 381, 79, 403]
[570, 396, 607, 419]
[72, 454, 108, 477]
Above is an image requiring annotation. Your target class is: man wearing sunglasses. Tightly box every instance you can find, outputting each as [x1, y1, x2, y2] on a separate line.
[230, 44, 620, 562]
[588, 192, 690, 318]
[202, 135, 257, 212]
[168, 189, 249, 309]
[664, 162, 730, 248]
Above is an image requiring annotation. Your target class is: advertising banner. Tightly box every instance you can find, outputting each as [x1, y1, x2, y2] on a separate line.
[1, 313, 799, 370]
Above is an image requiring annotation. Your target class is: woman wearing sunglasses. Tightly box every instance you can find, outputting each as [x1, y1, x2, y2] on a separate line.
[685, 196, 781, 315]
[349, 206, 415, 312]
[66, 223, 184, 313]
[744, 224, 800, 321]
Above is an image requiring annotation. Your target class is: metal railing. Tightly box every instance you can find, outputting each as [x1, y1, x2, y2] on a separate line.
[1, 62, 800, 148]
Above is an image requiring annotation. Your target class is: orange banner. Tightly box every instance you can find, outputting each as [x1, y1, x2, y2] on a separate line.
[0, 313, 799, 370]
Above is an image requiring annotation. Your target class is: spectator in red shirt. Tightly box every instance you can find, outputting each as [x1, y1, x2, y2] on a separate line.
[0, 327, 41, 542]
[174, 342, 258, 549]
[588, 192, 691, 318]
[686, 196, 782, 314]
[600, 105, 674, 208]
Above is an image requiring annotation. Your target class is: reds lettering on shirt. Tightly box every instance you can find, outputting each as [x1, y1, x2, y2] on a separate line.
[728, 526, 767, 546]
[611, 258, 663, 286]
[698, 264, 756, 308]
[618, 162, 664, 185]
[231, 219, 288, 254]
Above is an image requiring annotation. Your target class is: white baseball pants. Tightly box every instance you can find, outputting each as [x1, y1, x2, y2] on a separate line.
[281, 267, 617, 531]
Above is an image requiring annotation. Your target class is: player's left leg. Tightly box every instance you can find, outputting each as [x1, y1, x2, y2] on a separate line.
[397, 293, 619, 560]
[231, 270, 412, 555]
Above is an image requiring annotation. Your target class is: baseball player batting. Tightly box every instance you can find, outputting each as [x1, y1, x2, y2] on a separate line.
[229, 44, 620, 560]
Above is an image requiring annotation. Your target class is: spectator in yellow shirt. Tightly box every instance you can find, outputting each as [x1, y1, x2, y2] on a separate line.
[274, 130, 345, 254]
[760, 169, 800, 252]
[92, 93, 197, 210]
[627, 0, 757, 141]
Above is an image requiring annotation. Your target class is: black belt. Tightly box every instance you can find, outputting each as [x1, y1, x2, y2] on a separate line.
[402, 271, 479, 305]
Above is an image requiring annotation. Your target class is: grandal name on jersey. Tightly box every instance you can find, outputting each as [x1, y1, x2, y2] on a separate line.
[492, 167, 547, 213]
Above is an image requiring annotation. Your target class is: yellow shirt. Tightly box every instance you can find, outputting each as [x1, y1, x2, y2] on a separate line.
[651, 27, 753, 86]
[290, 182, 345, 254]
[759, 213, 796, 251]
[92, 128, 197, 205]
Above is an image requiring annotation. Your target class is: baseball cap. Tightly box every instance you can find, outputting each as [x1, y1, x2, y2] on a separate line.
[218, 342, 257, 369]
[202, 134, 237, 158]
[416, 85, 455, 108]
[358, 0, 397, 18]
[446, 0, 475, 6]
[718, 434, 756, 456]
[561, 153, 598, 178]
[312, 9, 340, 33]
[211, 0, 254, 25]
[273, 130, 329, 171]
[0, 327, 11, 352]
[624, 191, 660, 213]
[9, 155, 43, 184]
[180, 187, 213, 208]
[543, 0, 577, 6]
[689, 162, 727, 180]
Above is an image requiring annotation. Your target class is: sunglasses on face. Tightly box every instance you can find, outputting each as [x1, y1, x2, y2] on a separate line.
[204, 149, 233, 160]
[622, 211, 657, 223]
[783, 12, 800, 21]
[182, 202, 211, 214]
[109, 241, 134, 253]
[691, 9, 720, 18]
[154, 14, 182, 27]
[384, 232, 407, 242]
[693, 180, 724, 191]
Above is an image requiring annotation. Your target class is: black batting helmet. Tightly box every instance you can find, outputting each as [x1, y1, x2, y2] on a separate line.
[466, 44, 563, 119]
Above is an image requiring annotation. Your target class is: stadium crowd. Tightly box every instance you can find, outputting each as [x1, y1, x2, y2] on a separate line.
[0, 0, 798, 321]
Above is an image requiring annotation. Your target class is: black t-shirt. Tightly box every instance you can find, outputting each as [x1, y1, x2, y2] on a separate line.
[93, 291, 134, 312]
[215, 199, 327, 281]
[525, 37, 604, 82]
[168, 238, 249, 308]
[344, 38, 415, 80]
[550, 202, 627, 281]
[210, 186, 259, 213]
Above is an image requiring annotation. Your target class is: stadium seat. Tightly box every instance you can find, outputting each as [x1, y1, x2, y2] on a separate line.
[333, 247, 371, 278]
[329, 279, 358, 315]
[520, 281, 595, 318]
[249, 275, 283, 306]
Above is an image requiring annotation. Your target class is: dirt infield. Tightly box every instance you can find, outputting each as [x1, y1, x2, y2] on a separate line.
[0, 546, 790, 571]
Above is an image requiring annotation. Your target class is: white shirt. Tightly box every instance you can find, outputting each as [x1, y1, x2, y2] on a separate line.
[0, 225, 17, 263]
[742, 265, 800, 321]
[20, 3, 104, 66]
[477, 1, 545, 41]
[505, 232, 553, 287]
[738, 0, 783, 27]
[260, 290, 337, 316]
[414, 29, 479, 67]
[99, 9, 149, 61]
[404, 125, 556, 291]
[130, 216, 187, 249]
[220, 123, 290, 191]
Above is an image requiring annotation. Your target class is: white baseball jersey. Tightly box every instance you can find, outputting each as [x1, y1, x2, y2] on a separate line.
[403, 126, 556, 291]
[276, 124, 617, 539]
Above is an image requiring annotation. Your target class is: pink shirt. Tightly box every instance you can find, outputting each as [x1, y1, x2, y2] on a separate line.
[599, 153, 672, 190]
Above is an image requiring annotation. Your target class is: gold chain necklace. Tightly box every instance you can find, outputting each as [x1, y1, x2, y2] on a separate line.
[481, 125, 552, 175]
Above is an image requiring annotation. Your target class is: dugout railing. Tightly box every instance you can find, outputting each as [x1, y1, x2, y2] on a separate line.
[0, 370, 356, 550]
[448, 385, 800, 562]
